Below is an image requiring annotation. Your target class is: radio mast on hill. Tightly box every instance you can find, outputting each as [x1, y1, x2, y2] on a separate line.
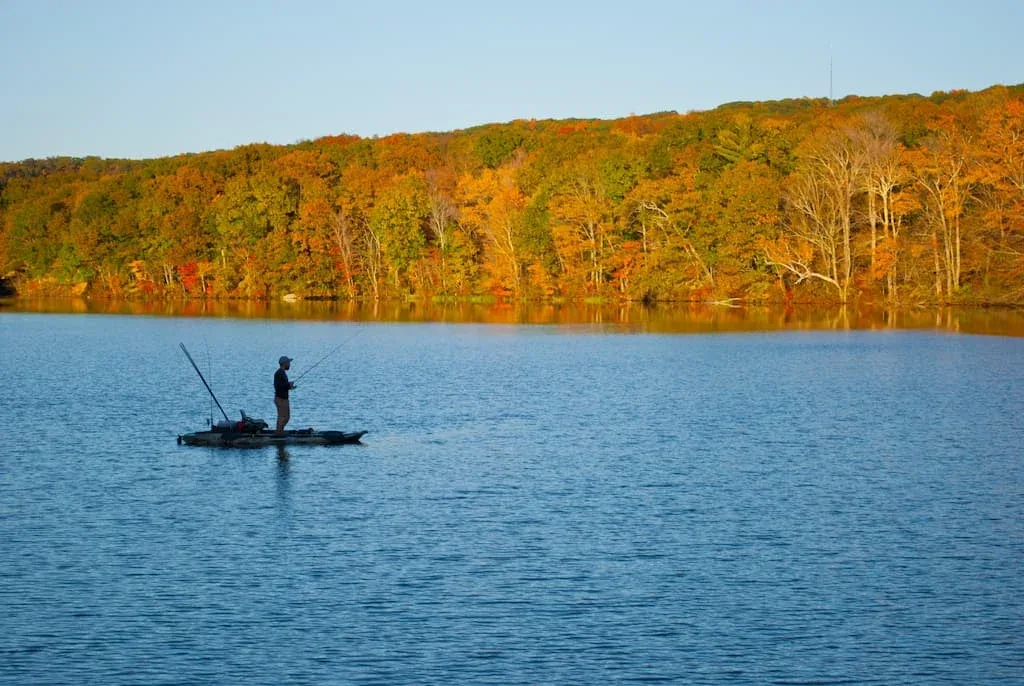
[829, 44, 834, 105]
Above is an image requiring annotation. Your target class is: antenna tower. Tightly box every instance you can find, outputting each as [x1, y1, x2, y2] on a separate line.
[829, 46, 834, 105]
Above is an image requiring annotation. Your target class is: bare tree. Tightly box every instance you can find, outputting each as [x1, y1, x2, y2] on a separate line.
[766, 128, 864, 302]
[915, 121, 973, 299]
[553, 167, 612, 289]
[630, 200, 714, 288]
[425, 170, 458, 294]
[363, 220, 383, 301]
[853, 112, 911, 299]
[329, 209, 356, 298]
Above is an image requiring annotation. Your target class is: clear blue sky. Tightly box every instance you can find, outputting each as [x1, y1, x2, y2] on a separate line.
[2, 0, 1022, 162]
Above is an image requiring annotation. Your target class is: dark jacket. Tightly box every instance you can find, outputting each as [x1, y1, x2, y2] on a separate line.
[274, 367, 291, 399]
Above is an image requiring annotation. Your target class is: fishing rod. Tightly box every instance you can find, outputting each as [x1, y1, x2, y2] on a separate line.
[204, 339, 214, 427]
[293, 326, 365, 383]
[179, 342, 231, 424]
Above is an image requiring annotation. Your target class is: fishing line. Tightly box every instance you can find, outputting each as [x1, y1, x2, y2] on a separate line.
[293, 325, 365, 383]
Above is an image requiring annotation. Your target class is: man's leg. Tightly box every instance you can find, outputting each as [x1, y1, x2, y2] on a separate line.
[275, 397, 290, 435]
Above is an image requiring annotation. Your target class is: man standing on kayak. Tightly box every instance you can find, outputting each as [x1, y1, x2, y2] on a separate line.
[274, 356, 296, 435]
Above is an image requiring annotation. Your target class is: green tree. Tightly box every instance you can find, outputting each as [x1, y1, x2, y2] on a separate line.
[368, 176, 429, 295]
[475, 128, 526, 169]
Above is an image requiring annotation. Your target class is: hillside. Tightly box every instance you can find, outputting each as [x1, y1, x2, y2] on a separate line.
[2, 84, 1023, 305]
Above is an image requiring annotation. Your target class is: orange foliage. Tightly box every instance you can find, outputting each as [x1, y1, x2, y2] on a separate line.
[4, 85, 1024, 304]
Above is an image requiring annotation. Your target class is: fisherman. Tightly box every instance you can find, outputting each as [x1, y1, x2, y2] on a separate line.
[274, 356, 296, 435]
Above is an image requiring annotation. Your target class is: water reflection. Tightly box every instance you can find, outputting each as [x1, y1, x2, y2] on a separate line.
[276, 445, 291, 480]
[2, 297, 1023, 336]
[275, 446, 292, 512]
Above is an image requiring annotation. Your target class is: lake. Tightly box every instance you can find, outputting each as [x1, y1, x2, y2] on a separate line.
[1, 307, 1022, 684]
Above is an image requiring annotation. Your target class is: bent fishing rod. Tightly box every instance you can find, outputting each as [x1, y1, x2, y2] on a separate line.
[293, 325, 365, 383]
[179, 342, 231, 423]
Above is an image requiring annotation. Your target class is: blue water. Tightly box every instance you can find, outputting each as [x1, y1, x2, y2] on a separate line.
[1, 313, 1022, 684]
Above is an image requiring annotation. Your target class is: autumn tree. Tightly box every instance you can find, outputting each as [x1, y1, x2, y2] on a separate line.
[292, 176, 342, 296]
[975, 97, 1024, 297]
[546, 154, 637, 295]
[2, 183, 72, 279]
[458, 166, 527, 295]
[211, 166, 300, 297]
[697, 159, 782, 297]
[620, 168, 716, 300]
[909, 114, 975, 299]
[368, 175, 429, 296]
[67, 175, 144, 292]
[4, 85, 1024, 305]
[851, 112, 915, 299]
[767, 126, 864, 302]
[423, 167, 461, 294]
[137, 164, 219, 294]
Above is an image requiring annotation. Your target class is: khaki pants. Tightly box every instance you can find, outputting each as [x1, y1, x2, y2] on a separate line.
[275, 396, 290, 434]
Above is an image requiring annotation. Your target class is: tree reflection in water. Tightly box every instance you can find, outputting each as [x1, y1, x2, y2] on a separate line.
[2, 297, 1023, 337]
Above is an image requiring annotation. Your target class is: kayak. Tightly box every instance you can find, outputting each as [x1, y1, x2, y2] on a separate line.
[178, 427, 367, 447]
[175, 345, 365, 448]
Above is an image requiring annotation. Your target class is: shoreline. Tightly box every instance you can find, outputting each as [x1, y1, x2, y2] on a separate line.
[4, 295, 1023, 337]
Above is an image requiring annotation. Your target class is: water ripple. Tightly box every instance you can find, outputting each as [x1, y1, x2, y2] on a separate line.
[0, 317, 1021, 684]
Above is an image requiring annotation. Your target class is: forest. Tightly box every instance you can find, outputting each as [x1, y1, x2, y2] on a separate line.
[2, 84, 1023, 305]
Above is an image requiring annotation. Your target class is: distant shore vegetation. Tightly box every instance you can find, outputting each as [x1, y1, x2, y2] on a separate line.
[2, 85, 1023, 306]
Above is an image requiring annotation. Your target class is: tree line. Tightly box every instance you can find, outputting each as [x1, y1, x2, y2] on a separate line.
[2, 84, 1023, 305]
